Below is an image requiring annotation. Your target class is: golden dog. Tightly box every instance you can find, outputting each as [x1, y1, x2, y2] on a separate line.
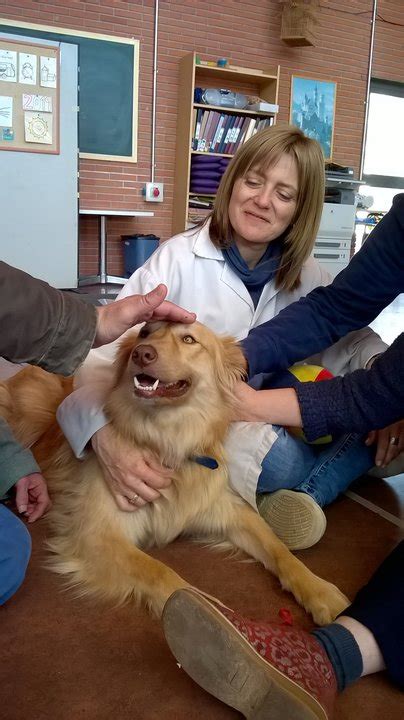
[3, 321, 348, 624]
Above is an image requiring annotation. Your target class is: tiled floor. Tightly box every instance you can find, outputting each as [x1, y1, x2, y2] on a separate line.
[0, 288, 403, 719]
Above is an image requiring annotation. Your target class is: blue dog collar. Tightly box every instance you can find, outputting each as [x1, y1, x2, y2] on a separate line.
[192, 455, 219, 470]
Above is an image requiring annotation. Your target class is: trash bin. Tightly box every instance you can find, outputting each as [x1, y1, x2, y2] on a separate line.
[121, 234, 160, 277]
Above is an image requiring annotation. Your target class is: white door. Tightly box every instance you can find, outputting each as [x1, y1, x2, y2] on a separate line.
[0, 34, 78, 288]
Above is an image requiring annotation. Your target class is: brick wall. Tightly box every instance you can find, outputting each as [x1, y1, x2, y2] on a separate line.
[1, 0, 402, 277]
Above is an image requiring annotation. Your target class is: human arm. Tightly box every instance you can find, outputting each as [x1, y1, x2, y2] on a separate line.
[0, 417, 50, 521]
[242, 194, 404, 376]
[0, 261, 195, 375]
[57, 264, 188, 505]
[0, 261, 96, 375]
[235, 333, 404, 441]
[57, 261, 189, 457]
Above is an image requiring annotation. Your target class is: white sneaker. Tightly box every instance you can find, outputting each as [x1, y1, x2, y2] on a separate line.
[257, 490, 327, 551]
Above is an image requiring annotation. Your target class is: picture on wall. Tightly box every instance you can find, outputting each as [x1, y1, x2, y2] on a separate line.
[290, 76, 337, 160]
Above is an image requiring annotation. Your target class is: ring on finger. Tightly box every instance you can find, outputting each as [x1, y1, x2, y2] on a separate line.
[128, 493, 140, 505]
[390, 436, 399, 446]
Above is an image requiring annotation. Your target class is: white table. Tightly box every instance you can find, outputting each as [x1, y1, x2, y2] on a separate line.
[79, 209, 154, 286]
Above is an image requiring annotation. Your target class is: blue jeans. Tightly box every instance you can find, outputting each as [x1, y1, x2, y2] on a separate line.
[0, 503, 32, 605]
[257, 426, 375, 507]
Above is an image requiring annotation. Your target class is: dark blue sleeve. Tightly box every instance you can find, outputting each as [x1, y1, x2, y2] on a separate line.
[242, 194, 404, 377]
[296, 333, 404, 441]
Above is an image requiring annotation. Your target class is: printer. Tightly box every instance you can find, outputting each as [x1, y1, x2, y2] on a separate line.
[312, 165, 361, 278]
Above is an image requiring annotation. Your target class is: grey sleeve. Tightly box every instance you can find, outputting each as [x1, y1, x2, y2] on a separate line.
[0, 417, 40, 498]
[0, 261, 97, 375]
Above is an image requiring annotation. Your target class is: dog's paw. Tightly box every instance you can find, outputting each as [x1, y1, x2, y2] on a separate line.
[305, 580, 350, 626]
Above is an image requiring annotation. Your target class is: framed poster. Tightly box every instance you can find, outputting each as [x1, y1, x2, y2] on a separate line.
[0, 19, 140, 162]
[290, 75, 337, 160]
[0, 37, 59, 154]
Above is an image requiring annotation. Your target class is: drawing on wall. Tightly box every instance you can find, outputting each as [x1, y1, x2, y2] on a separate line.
[0, 96, 13, 127]
[23, 94, 52, 113]
[0, 49, 17, 82]
[40, 56, 57, 88]
[24, 111, 53, 144]
[2, 127, 14, 141]
[18, 53, 37, 85]
[290, 76, 337, 160]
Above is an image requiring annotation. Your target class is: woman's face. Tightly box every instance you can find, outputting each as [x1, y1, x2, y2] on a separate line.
[228, 153, 299, 250]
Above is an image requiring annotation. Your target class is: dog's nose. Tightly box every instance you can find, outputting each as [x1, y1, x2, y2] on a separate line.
[132, 344, 158, 367]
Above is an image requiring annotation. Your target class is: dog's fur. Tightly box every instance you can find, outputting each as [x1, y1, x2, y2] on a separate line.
[3, 321, 349, 624]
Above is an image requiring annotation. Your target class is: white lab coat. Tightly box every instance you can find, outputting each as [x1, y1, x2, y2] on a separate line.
[58, 222, 387, 507]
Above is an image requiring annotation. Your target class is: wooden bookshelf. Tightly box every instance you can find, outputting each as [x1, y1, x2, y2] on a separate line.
[172, 52, 280, 235]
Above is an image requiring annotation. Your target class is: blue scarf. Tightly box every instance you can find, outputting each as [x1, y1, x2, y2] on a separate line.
[222, 239, 282, 308]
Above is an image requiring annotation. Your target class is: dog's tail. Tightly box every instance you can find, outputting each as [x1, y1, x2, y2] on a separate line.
[2, 366, 73, 448]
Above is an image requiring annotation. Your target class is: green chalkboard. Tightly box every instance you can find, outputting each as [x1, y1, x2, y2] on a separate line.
[0, 22, 139, 160]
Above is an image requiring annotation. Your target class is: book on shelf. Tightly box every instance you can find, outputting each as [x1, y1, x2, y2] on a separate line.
[210, 112, 225, 151]
[193, 108, 203, 150]
[192, 109, 275, 155]
[218, 114, 236, 154]
[197, 110, 210, 150]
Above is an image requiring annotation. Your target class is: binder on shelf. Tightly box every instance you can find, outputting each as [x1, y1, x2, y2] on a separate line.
[193, 108, 203, 150]
[210, 112, 225, 151]
[227, 115, 243, 154]
[217, 115, 234, 153]
[205, 111, 220, 151]
[197, 110, 210, 150]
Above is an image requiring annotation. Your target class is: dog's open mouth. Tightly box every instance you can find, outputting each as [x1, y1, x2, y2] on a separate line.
[133, 373, 191, 399]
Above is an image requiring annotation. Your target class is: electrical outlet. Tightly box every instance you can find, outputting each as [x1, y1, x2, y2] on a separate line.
[144, 182, 164, 202]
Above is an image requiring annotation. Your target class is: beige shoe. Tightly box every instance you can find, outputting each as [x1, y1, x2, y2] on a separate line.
[257, 490, 327, 551]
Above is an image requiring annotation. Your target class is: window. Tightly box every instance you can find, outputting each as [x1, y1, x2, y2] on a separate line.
[362, 78, 404, 198]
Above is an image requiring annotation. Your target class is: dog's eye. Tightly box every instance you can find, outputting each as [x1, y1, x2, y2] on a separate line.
[182, 335, 196, 344]
[138, 328, 149, 339]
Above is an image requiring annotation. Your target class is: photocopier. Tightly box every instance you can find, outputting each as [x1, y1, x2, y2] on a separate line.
[313, 165, 362, 278]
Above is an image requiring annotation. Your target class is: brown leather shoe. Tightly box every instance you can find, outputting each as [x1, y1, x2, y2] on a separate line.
[163, 588, 337, 719]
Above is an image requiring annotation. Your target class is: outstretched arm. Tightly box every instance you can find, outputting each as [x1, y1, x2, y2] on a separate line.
[235, 333, 404, 441]
[0, 261, 195, 375]
[242, 194, 404, 377]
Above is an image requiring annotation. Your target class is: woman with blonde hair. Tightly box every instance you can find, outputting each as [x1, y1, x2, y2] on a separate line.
[57, 125, 386, 550]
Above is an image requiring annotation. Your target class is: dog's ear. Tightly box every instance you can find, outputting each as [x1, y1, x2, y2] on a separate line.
[113, 330, 139, 382]
[215, 336, 247, 391]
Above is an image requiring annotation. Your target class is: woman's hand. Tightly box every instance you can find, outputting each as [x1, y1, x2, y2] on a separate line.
[15, 473, 52, 522]
[365, 419, 404, 468]
[233, 381, 262, 422]
[91, 424, 173, 512]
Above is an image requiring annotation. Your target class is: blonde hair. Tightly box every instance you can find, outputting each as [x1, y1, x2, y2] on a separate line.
[208, 125, 325, 291]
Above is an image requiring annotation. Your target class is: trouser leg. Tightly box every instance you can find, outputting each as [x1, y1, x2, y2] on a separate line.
[343, 540, 404, 688]
[0, 503, 32, 605]
[258, 429, 375, 507]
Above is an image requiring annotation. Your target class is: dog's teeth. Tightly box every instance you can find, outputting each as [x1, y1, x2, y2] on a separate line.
[152, 378, 159, 391]
[133, 376, 141, 389]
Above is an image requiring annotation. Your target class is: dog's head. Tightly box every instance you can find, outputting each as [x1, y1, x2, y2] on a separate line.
[107, 322, 246, 460]
[113, 321, 247, 407]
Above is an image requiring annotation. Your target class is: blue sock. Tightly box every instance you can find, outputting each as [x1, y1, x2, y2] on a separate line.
[312, 623, 363, 691]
